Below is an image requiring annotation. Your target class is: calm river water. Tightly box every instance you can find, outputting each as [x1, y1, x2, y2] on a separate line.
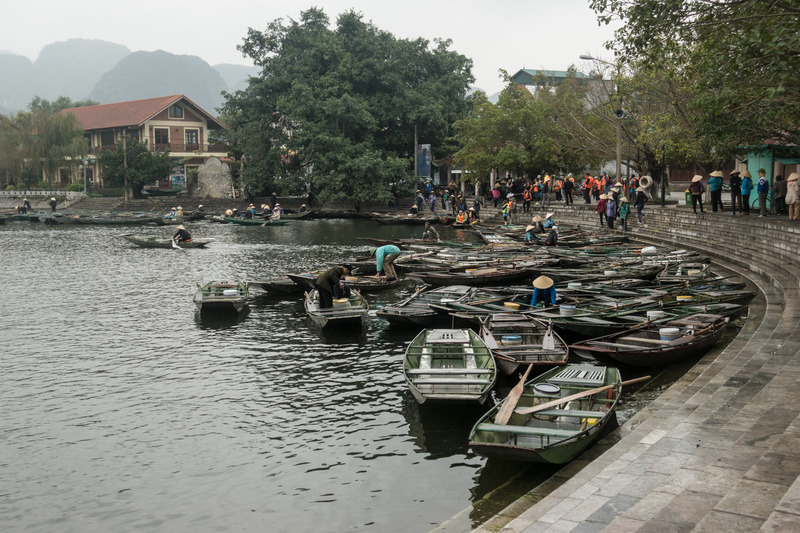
[0, 218, 710, 533]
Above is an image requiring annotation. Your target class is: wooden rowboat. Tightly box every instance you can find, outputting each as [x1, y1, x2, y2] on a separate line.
[122, 235, 215, 249]
[376, 285, 475, 327]
[194, 280, 249, 314]
[304, 289, 368, 328]
[480, 314, 569, 376]
[569, 313, 728, 367]
[287, 272, 402, 293]
[403, 328, 496, 404]
[222, 216, 290, 226]
[468, 364, 621, 463]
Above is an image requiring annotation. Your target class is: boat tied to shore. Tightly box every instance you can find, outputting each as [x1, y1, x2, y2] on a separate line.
[194, 280, 249, 314]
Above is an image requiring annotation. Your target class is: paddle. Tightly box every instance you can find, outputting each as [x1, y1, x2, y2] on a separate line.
[494, 364, 533, 425]
[542, 320, 555, 350]
[515, 375, 651, 416]
[171, 237, 182, 250]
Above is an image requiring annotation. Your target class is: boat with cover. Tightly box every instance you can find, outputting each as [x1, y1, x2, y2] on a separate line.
[569, 313, 728, 367]
[304, 289, 368, 328]
[480, 314, 569, 375]
[122, 235, 215, 249]
[194, 281, 249, 314]
[468, 364, 621, 463]
[403, 328, 496, 404]
[376, 285, 475, 327]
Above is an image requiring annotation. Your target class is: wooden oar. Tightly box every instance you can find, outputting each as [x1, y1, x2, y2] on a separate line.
[515, 375, 651, 416]
[171, 237, 182, 250]
[493, 364, 534, 425]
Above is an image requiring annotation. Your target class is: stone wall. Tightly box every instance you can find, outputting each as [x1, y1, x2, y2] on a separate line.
[194, 157, 233, 198]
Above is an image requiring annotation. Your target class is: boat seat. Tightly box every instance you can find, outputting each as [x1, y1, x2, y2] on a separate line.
[532, 409, 608, 418]
[616, 336, 674, 345]
[583, 341, 643, 350]
[407, 368, 491, 375]
[411, 378, 492, 385]
[475, 423, 577, 438]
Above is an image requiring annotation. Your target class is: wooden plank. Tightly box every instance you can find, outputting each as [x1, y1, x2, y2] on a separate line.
[532, 409, 608, 418]
[411, 378, 492, 385]
[617, 336, 674, 345]
[406, 368, 492, 375]
[475, 423, 577, 438]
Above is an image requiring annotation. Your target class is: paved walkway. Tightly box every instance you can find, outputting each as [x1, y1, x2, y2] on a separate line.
[472, 206, 800, 532]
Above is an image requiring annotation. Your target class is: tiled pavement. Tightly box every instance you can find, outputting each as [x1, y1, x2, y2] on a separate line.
[471, 206, 800, 533]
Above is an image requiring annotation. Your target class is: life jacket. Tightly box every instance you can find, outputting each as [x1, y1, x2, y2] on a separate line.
[629, 177, 639, 190]
[585, 176, 594, 189]
[523, 189, 532, 201]
[533, 184, 540, 193]
[456, 212, 467, 223]
[554, 180, 561, 191]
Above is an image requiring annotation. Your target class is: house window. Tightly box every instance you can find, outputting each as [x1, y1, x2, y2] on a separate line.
[154, 128, 169, 147]
[127, 129, 139, 142]
[100, 131, 115, 147]
[185, 129, 199, 149]
[169, 104, 183, 118]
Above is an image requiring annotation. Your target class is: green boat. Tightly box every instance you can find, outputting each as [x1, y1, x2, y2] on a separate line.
[403, 328, 496, 404]
[222, 216, 290, 226]
[468, 364, 621, 464]
[193, 280, 249, 314]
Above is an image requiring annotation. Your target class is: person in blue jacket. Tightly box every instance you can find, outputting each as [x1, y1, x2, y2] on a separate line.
[757, 168, 770, 217]
[370, 245, 402, 279]
[531, 275, 557, 307]
[740, 170, 753, 215]
[708, 170, 724, 212]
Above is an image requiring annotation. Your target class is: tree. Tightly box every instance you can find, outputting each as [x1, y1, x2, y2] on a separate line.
[27, 96, 99, 115]
[221, 8, 474, 206]
[17, 111, 87, 188]
[591, 0, 800, 155]
[97, 137, 173, 198]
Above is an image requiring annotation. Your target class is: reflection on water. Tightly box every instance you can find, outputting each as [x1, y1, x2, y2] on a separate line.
[0, 219, 747, 533]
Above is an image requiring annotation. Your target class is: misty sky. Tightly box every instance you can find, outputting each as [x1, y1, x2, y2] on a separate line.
[4, 0, 619, 96]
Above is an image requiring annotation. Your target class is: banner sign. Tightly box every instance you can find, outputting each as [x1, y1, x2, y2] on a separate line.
[416, 144, 431, 177]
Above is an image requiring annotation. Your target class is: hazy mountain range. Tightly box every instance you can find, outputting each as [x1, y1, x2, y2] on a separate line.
[0, 38, 259, 116]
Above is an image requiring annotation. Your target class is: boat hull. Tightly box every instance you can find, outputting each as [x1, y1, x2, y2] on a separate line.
[194, 281, 249, 314]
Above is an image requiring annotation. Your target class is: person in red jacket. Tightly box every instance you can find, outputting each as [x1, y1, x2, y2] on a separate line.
[594, 194, 608, 228]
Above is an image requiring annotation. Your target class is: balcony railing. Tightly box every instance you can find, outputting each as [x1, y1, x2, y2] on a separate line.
[89, 143, 228, 154]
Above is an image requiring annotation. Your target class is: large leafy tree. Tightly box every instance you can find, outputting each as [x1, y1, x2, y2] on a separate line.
[591, 0, 800, 156]
[97, 137, 173, 198]
[17, 111, 87, 188]
[221, 8, 474, 206]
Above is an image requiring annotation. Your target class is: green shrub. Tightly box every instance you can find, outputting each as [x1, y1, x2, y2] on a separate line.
[5, 184, 15, 191]
[66, 182, 84, 192]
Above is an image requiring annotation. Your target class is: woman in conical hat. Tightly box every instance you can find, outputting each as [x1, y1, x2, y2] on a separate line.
[531, 275, 556, 308]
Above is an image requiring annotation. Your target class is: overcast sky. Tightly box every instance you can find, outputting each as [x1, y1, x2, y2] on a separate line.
[3, 0, 618, 96]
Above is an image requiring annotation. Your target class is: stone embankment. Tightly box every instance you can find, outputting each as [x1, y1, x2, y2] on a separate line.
[467, 202, 800, 532]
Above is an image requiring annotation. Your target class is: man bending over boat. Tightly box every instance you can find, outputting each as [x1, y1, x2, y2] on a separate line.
[421, 221, 440, 240]
[315, 263, 353, 308]
[371, 245, 401, 280]
[531, 275, 557, 308]
[173, 225, 192, 242]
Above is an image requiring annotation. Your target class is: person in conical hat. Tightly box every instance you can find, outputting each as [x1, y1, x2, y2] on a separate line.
[786, 172, 800, 220]
[689, 175, 706, 215]
[619, 196, 630, 232]
[173, 224, 192, 242]
[524, 224, 540, 244]
[708, 170, 724, 213]
[543, 212, 555, 229]
[740, 170, 754, 215]
[531, 275, 556, 308]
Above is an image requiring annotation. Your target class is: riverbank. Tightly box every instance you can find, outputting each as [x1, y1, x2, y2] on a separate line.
[462, 202, 800, 532]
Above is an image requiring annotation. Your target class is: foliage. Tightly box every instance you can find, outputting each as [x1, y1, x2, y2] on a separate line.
[26, 96, 99, 115]
[452, 71, 605, 182]
[591, 0, 800, 155]
[221, 8, 474, 205]
[15, 110, 88, 188]
[66, 181, 84, 192]
[97, 137, 173, 197]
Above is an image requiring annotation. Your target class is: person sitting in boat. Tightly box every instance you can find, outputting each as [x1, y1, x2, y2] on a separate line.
[167, 207, 178, 218]
[49, 197, 57, 212]
[543, 212, 556, 229]
[545, 225, 559, 246]
[409, 204, 419, 216]
[455, 209, 467, 224]
[176, 206, 184, 217]
[467, 207, 478, 224]
[524, 225, 541, 243]
[299, 203, 308, 213]
[244, 204, 257, 219]
[530, 215, 545, 233]
[421, 221, 440, 240]
[315, 263, 353, 308]
[173, 224, 192, 242]
[225, 209, 234, 217]
[531, 275, 557, 307]
[270, 203, 283, 220]
[197, 204, 205, 214]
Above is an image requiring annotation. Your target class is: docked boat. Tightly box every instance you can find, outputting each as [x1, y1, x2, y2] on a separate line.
[222, 216, 290, 226]
[155, 216, 183, 226]
[74, 215, 157, 225]
[480, 314, 569, 375]
[122, 235, 215, 249]
[569, 313, 728, 367]
[304, 289, 368, 328]
[193, 280, 249, 314]
[403, 328, 496, 404]
[406, 266, 532, 287]
[468, 364, 621, 463]
[287, 272, 402, 293]
[376, 285, 475, 327]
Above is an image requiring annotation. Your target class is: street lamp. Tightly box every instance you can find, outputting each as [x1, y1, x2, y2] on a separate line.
[580, 54, 623, 185]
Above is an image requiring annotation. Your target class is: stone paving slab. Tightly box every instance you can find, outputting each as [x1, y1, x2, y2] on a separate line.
[469, 209, 800, 533]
